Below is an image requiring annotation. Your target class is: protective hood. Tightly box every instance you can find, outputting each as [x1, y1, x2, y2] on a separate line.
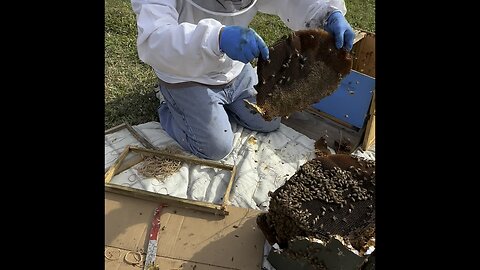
[185, 0, 257, 16]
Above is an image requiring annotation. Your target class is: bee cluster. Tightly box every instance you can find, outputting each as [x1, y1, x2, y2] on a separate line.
[249, 29, 353, 121]
[258, 154, 375, 253]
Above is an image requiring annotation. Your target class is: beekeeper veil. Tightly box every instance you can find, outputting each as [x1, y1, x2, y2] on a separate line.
[185, 0, 257, 16]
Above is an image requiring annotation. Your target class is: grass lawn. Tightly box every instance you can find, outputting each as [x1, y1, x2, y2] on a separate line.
[105, 0, 375, 129]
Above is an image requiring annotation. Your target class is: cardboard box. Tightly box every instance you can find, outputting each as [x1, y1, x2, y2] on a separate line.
[105, 192, 266, 269]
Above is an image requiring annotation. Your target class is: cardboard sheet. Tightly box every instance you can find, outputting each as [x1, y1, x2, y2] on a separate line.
[105, 192, 265, 270]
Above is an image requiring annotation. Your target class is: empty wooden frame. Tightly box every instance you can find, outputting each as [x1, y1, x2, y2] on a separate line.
[104, 145, 236, 216]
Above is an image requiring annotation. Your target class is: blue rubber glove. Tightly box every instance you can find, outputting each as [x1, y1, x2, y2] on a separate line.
[324, 11, 355, 51]
[219, 26, 269, 64]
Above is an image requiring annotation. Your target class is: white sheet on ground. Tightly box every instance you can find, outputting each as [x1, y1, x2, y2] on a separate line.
[106, 121, 375, 270]
[105, 121, 316, 210]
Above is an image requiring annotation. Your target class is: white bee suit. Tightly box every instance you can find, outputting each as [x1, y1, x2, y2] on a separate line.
[130, 0, 347, 85]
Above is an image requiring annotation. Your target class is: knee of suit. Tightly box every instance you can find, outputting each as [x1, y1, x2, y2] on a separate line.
[192, 137, 234, 160]
[249, 117, 281, 133]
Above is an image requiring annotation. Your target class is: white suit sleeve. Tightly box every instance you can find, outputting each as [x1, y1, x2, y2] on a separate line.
[257, 0, 347, 31]
[131, 0, 225, 78]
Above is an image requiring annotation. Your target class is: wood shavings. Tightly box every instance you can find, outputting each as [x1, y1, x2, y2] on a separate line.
[104, 247, 121, 261]
[124, 251, 143, 266]
[136, 146, 183, 181]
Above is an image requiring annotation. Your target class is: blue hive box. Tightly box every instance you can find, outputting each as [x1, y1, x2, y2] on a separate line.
[310, 31, 375, 151]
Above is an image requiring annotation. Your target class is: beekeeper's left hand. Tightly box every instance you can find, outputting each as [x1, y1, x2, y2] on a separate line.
[325, 11, 355, 51]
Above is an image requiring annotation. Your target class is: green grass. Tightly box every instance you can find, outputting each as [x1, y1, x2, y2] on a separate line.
[105, 0, 374, 129]
[344, 0, 376, 32]
[105, 0, 159, 129]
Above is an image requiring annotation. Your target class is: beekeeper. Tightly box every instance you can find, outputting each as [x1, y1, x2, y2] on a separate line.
[131, 0, 355, 160]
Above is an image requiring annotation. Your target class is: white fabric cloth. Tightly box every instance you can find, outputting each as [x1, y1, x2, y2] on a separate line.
[352, 144, 375, 160]
[131, 0, 346, 84]
[105, 121, 316, 210]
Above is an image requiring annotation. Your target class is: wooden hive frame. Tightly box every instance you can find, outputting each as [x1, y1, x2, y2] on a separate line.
[352, 30, 375, 151]
[105, 123, 237, 216]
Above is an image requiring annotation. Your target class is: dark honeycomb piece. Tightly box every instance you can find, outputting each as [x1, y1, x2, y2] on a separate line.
[257, 154, 375, 251]
[246, 29, 353, 121]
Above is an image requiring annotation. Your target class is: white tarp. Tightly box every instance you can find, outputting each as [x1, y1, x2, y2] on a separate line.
[105, 121, 316, 210]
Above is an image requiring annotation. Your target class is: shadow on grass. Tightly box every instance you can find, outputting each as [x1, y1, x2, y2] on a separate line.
[105, 83, 160, 130]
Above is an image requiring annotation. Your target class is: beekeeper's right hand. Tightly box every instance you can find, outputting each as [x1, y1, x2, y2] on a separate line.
[219, 26, 269, 64]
